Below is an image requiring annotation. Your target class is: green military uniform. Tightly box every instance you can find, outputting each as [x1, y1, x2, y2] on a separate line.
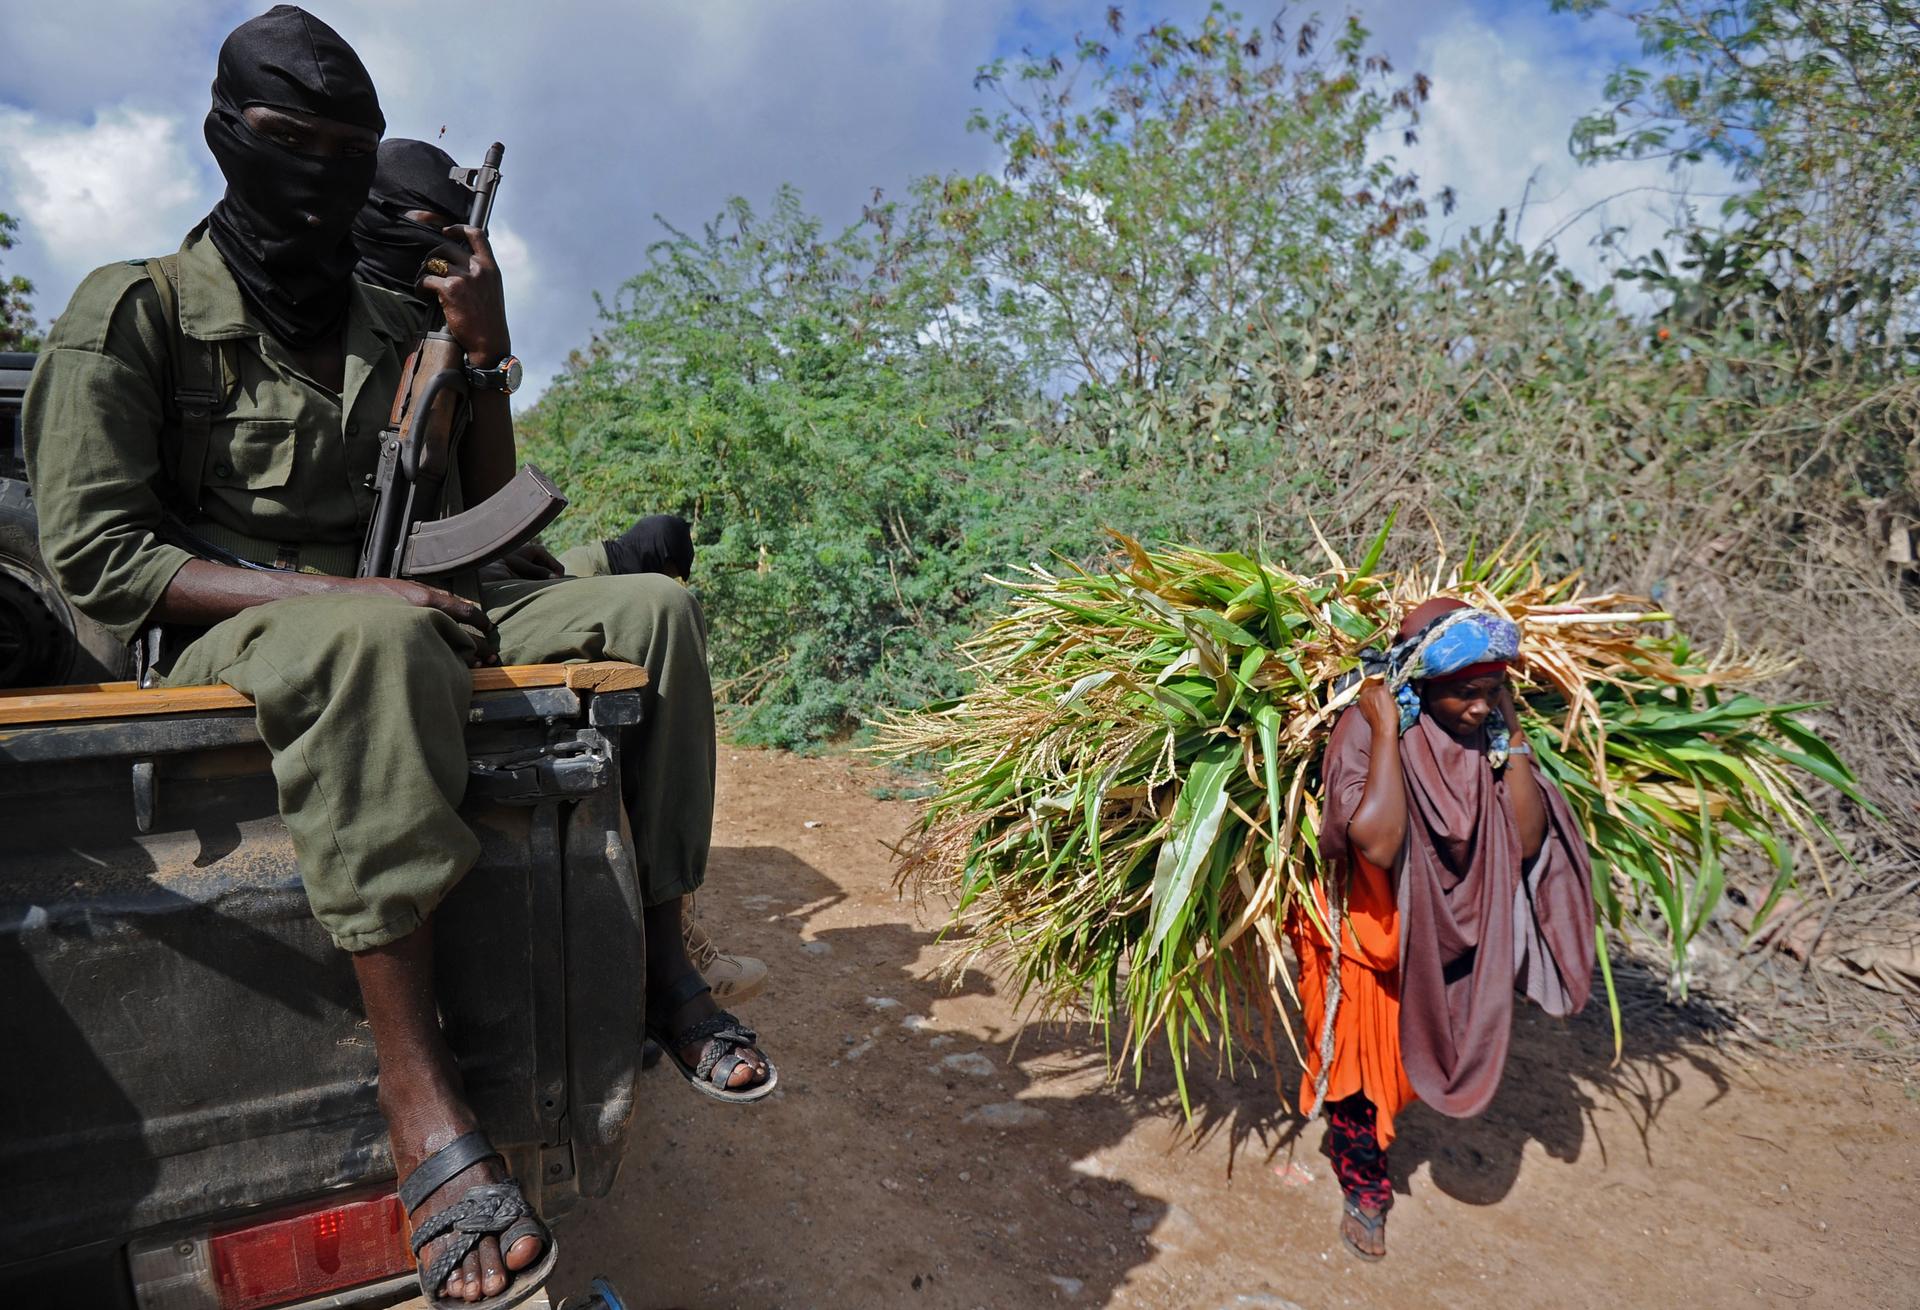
[557, 541, 610, 578]
[26, 226, 714, 951]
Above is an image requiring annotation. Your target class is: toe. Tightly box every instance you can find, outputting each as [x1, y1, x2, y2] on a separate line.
[477, 1237, 507, 1297]
[461, 1250, 485, 1302]
[728, 1052, 768, 1088]
[505, 1231, 544, 1272]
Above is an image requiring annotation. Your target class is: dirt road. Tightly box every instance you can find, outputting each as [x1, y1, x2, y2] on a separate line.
[547, 747, 1918, 1309]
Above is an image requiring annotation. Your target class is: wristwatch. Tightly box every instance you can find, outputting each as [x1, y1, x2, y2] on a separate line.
[464, 354, 523, 395]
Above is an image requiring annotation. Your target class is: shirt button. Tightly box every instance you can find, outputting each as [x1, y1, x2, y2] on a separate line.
[213, 462, 232, 478]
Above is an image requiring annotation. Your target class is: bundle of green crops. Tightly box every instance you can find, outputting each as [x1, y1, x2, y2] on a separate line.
[878, 528, 1865, 1098]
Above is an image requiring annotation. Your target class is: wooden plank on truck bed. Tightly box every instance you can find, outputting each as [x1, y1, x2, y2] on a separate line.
[0, 661, 647, 726]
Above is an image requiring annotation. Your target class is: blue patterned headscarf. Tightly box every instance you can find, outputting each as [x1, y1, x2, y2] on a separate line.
[1349, 604, 1523, 764]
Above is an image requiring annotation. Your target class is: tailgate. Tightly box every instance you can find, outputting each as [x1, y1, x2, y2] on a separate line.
[0, 668, 647, 1279]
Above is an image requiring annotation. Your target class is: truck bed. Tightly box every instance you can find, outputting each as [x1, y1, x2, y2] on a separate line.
[0, 664, 650, 1305]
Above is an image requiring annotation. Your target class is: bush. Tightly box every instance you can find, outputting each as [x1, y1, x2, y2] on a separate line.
[523, 1, 1918, 898]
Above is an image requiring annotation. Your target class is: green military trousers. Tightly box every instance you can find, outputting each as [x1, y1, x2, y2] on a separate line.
[163, 574, 716, 952]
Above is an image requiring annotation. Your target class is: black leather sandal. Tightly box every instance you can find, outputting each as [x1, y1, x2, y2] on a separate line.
[399, 1129, 559, 1308]
[645, 970, 778, 1104]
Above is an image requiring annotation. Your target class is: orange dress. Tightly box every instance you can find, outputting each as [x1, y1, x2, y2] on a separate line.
[1285, 851, 1417, 1149]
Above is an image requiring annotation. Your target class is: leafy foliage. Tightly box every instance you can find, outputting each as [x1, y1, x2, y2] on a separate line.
[523, 187, 1006, 745]
[929, 2, 1433, 390]
[1561, 0, 1920, 361]
[0, 213, 40, 352]
[524, 0, 1915, 914]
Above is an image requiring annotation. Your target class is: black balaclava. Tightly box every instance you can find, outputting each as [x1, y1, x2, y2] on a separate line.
[605, 515, 696, 580]
[353, 138, 471, 301]
[203, 5, 385, 348]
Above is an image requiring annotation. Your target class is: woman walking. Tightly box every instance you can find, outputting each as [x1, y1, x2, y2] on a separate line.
[1289, 598, 1597, 1259]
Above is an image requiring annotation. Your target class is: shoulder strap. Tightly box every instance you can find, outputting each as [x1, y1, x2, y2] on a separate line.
[143, 255, 234, 513]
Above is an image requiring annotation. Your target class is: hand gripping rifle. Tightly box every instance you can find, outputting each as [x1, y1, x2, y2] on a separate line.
[357, 143, 566, 580]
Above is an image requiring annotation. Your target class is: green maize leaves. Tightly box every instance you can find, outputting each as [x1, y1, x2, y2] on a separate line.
[1146, 737, 1239, 959]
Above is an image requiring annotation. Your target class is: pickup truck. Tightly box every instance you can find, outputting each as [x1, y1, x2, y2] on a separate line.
[1, 354, 641, 1310]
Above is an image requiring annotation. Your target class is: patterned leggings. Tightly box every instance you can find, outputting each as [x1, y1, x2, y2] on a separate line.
[1326, 1093, 1392, 1212]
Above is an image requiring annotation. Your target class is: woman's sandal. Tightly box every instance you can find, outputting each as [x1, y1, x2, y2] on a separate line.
[645, 970, 779, 1104]
[1340, 1198, 1387, 1262]
[399, 1129, 559, 1309]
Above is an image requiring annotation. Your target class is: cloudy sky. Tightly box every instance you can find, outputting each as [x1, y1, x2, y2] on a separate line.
[1, 1, 1725, 397]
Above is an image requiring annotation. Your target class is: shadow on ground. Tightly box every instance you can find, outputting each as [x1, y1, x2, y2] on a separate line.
[551, 845, 1180, 1309]
[549, 749, 1920, 1310]
[1098, 948, 1744, 1211]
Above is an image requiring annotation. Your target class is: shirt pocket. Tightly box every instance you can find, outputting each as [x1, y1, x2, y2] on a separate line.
[206, 419, 297, 491]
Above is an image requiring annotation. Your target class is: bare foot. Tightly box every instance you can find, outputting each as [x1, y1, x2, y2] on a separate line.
[383, 1071, 544, 1302]
[354, 927, 545, 1304]
[659, 986, 771, 1090]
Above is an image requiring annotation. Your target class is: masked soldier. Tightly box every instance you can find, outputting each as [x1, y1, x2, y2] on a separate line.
[352, 143, 770, 1007]
[25, 9, 775, 1307]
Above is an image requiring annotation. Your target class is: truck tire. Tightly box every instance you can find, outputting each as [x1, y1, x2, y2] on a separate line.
[0, 478, 134, 688]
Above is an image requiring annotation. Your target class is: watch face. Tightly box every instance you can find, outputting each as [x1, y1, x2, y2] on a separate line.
[503, 355, 523, 395]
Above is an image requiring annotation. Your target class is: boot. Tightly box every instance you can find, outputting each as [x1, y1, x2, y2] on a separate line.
[683, 896, 768, 1005]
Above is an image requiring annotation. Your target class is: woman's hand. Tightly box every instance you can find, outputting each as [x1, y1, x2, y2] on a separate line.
[419, 223, 510, 366]
[1358, 678, 1400, 736]
[1495, 681, 1528, 743]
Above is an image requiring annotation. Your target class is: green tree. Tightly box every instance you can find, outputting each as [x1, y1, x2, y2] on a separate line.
[1558, 0, 1920, 359]
[523, 187, 1010, 746]
[0, 212, 40, 351]
[927, 3, 1434, 390]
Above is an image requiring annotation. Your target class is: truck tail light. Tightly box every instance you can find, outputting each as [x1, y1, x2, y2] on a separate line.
[129, 1190, 413, 1310]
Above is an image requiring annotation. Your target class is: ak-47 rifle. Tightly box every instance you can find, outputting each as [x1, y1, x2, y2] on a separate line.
[358, 142, 566, 580]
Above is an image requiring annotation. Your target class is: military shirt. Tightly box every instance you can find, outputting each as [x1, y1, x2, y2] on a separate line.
[24, 224, 420, 643]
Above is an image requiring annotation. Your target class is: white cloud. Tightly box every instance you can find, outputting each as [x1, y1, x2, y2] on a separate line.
[0, 0, 1718, 375]
[4, 0, 1034, 386]
[307, 0, 1033, 394]
[0, 105, 211, 295]
[1406, 11, 1738, 300]
[488, 222, 535, 310]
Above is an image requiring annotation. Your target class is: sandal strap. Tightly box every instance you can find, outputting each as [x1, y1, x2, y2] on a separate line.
[1342, 1198, 1387, 1234]
[399, 1130, 501, 1215]
[411, 1181, 533, 1299]
[681, 1012, 761, 1085]
[411, 1181, 531, 1252]
[421, 1231, 483, 1301]
[655, 968, 713, 1016]
[678, 1011, 756, 1050]
[702, 1048, 748, 1086]
[500, 1215, 547, 1256]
